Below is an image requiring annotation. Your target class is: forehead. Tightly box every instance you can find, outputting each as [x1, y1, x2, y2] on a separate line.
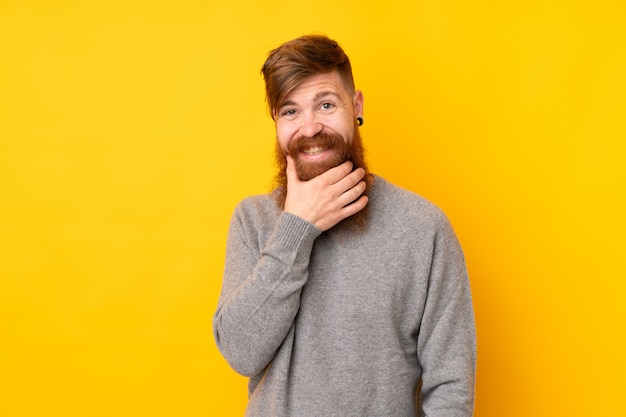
[282, 71, 351, 104]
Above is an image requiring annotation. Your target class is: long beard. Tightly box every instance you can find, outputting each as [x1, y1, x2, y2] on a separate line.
[273, 125, 373, 232]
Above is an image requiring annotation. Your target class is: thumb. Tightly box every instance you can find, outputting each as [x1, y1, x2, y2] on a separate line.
[286, 156, 299, 184]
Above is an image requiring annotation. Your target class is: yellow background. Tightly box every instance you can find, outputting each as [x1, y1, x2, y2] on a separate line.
[1, 1, 625, 416]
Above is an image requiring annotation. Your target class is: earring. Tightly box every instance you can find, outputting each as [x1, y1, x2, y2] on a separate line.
[357, 117, 364, 126]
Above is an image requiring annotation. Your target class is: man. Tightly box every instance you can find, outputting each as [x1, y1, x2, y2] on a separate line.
[213, 35, 476, 417]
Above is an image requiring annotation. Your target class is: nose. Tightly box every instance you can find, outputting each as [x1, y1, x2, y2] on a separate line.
[298, 112, 324, 138]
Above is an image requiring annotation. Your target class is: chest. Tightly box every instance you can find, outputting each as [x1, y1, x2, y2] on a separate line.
[299, 228, 432, 338]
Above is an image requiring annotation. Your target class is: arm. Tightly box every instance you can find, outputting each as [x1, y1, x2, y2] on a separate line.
[213, 208, 320, 376]
[213, 158, 367, 376]
[418, 218, 476, 417]
[213, 160, 368, 376]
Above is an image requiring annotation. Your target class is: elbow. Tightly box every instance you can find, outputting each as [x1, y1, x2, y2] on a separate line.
[227, 356, 268, 378]
[213, 319, 270, 377]
[215, 338, 269, 377]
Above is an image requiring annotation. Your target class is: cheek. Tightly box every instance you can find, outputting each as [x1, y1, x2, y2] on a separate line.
[327, 116, 352, 136]
[276, 124, 296, 152]
[275, 135, 290, 154]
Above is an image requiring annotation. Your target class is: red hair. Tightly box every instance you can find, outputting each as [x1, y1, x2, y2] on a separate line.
[261, 35, 356, 120]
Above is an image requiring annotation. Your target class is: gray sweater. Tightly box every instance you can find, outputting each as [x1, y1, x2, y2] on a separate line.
[214, 175, 476, 417]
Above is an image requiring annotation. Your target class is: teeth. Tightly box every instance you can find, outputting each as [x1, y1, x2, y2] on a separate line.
[304, 146, 325, 155]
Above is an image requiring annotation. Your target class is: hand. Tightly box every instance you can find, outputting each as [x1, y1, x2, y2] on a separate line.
[284, 156, 368, 231]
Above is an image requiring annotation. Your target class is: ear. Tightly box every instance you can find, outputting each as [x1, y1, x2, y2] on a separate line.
[353, 90, 364, 118]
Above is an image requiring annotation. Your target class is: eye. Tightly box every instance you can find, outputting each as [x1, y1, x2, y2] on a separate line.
[281, 109, 297, 117]
[320, 102, 334, 110]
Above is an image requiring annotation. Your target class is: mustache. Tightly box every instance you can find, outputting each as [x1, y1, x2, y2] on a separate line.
[286, 133, 350, 158]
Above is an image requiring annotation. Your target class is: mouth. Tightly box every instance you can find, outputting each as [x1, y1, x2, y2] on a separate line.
[302, 146, 326, 156]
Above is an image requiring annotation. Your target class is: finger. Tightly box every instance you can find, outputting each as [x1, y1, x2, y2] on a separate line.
[336, 180, 367, 207]
[318, 160, 354, 184]
[334, 167, 365, 192]
[285, 156, 300, 185]
[339, 195, 369, 218]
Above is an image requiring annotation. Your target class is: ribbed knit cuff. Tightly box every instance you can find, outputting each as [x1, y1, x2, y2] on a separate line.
[273, 212, 321, 253]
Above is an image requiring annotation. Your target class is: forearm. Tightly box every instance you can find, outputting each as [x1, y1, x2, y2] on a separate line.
[418, 221, 476, 417]
[213, 211, 320, 376]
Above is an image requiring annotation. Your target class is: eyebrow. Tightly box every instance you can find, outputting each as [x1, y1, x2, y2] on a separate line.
[279, 90, 344, 109]
[314, 91, 343, 102]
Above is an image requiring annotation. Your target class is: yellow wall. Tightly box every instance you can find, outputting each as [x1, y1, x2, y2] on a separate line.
[1, 1, 624, 416]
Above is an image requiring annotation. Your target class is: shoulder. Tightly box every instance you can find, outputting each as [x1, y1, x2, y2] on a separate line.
[230, 192, 280, 229]
[370, 175, 451, 232]
[235, 192, 277, 214]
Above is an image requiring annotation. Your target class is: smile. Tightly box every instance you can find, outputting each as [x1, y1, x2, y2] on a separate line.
[303, 146, 326, 156]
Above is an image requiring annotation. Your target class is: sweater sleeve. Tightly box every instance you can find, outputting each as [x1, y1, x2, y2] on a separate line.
[213, 204, 321, 377]
[417, 216, 476, 417]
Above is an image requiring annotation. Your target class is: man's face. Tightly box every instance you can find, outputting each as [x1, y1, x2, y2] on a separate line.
[275, 71, 364, 180]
